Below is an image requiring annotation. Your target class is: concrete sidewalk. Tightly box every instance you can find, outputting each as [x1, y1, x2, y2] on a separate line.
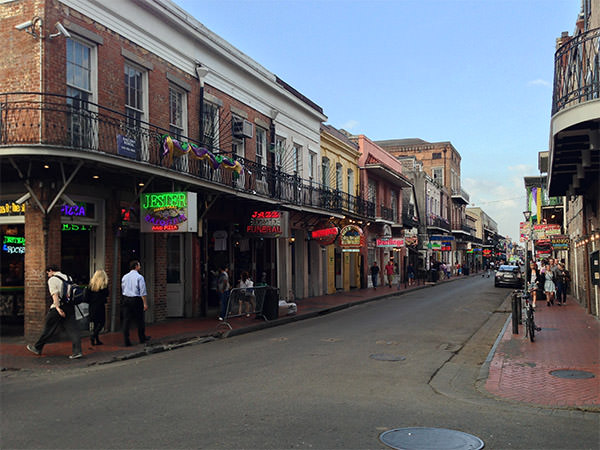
[2, 275, 599, 412]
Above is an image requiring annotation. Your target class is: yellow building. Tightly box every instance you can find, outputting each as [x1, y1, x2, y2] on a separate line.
[320, 124, 362, 293]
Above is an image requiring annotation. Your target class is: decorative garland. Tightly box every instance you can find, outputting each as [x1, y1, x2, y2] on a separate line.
[161, 135, 244, 175]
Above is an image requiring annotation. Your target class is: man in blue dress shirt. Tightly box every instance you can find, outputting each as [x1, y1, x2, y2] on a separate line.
[121, 260, 150, 346]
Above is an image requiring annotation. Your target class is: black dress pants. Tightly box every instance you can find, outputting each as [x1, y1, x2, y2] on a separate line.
[34, 306, 82, 354]
[122, 296, 146, 344]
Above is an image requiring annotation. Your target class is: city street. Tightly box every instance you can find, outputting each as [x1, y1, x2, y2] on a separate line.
[2, 276, 598, 449]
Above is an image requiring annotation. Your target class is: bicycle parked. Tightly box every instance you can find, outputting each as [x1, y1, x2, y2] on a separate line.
[516, 289, 541, 342]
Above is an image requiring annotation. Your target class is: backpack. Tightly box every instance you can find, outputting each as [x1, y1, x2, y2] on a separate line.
[53, 274, 87, 305]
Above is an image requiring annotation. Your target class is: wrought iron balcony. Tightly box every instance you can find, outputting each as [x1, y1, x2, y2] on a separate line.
[0, 92, 375, 219]
[552, 27, 600, 115]
[427, 214, 451, 232]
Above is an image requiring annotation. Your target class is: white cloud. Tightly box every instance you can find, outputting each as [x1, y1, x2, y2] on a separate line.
[341, 119, 359, 131]
[528, 79, 551, 87]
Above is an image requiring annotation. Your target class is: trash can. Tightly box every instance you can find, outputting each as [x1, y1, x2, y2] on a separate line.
[262, 287, 279, 320]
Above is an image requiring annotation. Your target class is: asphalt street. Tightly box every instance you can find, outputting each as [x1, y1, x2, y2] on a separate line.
[1, 276, 598, 449]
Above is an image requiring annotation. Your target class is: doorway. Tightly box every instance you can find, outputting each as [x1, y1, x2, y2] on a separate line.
[166, 234, 184, 317]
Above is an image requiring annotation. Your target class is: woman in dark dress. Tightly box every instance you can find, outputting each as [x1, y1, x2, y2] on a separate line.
[88, 269, 109, 345]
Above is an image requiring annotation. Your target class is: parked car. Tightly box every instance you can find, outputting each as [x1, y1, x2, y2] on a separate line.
[494, 265, 524, 288]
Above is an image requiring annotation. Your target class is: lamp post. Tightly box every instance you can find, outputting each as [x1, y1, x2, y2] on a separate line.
[523, 210, 532, 292]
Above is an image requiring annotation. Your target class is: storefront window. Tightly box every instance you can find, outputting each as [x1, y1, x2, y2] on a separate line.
[1, 224, 25, 328]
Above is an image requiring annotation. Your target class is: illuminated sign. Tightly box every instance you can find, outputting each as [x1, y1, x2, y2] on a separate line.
[61, 204, 86, 216]
[0, 202, 25, 216]
[311, 227, 339, 246]
[140, 192, 197, 233]
[551, 235, 570, 250]
[376, 238, 404, 247]
[62, 224, 94, 231]
[3, 236, 25, 254]
[483, 249, 492, 256]
[339, 225, 364, 252]
[246, 211, 288, 238]
[404, 236, 418, 247]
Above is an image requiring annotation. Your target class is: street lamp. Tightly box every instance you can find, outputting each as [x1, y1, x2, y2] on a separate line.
[523, 210, 532, 291]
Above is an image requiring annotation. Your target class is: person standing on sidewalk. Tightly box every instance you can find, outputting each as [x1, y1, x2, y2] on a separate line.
[26, 266, 83, 359]
[406, 262, 415, 287]
[370, 261, 380, 290]
[217, 265, 231, 320]
[384, 260, 395, 287]
[557, 263, 570, 305]
[121, 260, 150, 346]
[87, 269, 109, 345]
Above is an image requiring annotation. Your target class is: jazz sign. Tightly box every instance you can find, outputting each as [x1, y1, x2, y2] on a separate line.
[140, 192, 197, 232]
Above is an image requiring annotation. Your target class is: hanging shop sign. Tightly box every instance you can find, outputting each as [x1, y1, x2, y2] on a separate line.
[533, 224, 561, 240]
[376, 238, 404, 247]
[246, 210, 289, 238]
[483, 249, 492, 256]
[117, 134, 139, 159]
[311, 227, 339, 246]
[550, 235, 570, 250]
[0, 201, 26, 216]
[430, 235, 454, 241]
[404, 236, 418, 247]
[140, 192, 197, 233]
[339, 225, 364, 252]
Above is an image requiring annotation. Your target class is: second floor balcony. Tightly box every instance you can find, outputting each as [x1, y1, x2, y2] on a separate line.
[0, 92, 375, 219]
[427, 214, 451, 232]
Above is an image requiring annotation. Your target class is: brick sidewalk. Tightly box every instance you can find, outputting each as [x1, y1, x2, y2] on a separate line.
[485, 298, 600, 410]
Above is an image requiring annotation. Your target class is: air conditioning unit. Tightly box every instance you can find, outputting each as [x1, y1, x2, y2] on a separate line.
[232, 118, 253, 139]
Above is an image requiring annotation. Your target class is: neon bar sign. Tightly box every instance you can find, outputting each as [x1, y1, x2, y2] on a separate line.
[3, 236, 25, 254]
[0, 202, 25, 216]
[61, 204, 86, 216]
[140, 192, 197, 233]
[246, 211, 288, 238]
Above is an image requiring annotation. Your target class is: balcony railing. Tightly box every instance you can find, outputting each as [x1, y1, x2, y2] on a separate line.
[552, 27, 600, 115]
[427, 214, 451, 232]
[0, 92, 375, 219]
[379, 205, 395, 222]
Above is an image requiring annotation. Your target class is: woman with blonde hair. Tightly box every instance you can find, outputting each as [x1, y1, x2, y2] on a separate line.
[87, 269, 109, 345]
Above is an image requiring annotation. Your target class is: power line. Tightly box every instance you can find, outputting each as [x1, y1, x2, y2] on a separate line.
[469, 195, 526, 206]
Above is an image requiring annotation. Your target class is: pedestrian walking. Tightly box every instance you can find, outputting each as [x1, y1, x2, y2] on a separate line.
[238, 271, 255, 317]
[370, 261, 380, 289]
[121, 260, 150, 346]
[406, 262, 415, 287]
[217, 265, 231, 320]
[527, 261, 540, 308]
[26, 265, 83, 359]
[557, 263, 570, 305]
[543, 263, 556, 307]
[385, 260, 395, 287]
[87, 269, 109, 345]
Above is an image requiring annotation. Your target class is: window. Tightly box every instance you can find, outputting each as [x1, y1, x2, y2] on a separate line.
[256, 127, 266, 168]
[202, 101, 219, 150]
[432, 152, 442, 160]
[308, 151, 316, 180]
[124, 63, 145, 127]
[66, 38, 95, 148]
[275, 136, 285, 167]
[432, 167, 443, 184]
[335, 163, 343, 191]
[123, 61, 148, 160]
[391, 190, 398, 222]
[368, 179, 377, 204]
[347, 169, 354, 196]
[322, 157, 330, 188]
[293, 143, 302, 175]
[169, 85, 186, 139]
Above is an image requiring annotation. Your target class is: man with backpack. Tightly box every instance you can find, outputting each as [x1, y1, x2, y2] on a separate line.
[26, 265, 83, 359]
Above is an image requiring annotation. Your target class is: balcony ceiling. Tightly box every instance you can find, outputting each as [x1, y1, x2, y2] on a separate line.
[364, 163, 412, 188]
[548, 118, 600, 197]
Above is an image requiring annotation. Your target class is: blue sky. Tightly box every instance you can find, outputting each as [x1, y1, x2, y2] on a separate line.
[173, 0, 581, 243]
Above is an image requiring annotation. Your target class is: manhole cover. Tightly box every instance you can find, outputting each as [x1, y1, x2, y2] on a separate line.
[380, 427, 484, 450]
[550, 369, 595, 379]
[370, 353, 406, 362]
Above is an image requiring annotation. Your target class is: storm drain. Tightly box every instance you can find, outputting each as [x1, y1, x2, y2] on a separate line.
[380, 427, 484, 450]
[370, 353, 406, 362]
[550, 369, 595, 379]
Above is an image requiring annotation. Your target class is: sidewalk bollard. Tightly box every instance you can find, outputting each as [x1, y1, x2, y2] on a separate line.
[512, 291, 519, 334]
